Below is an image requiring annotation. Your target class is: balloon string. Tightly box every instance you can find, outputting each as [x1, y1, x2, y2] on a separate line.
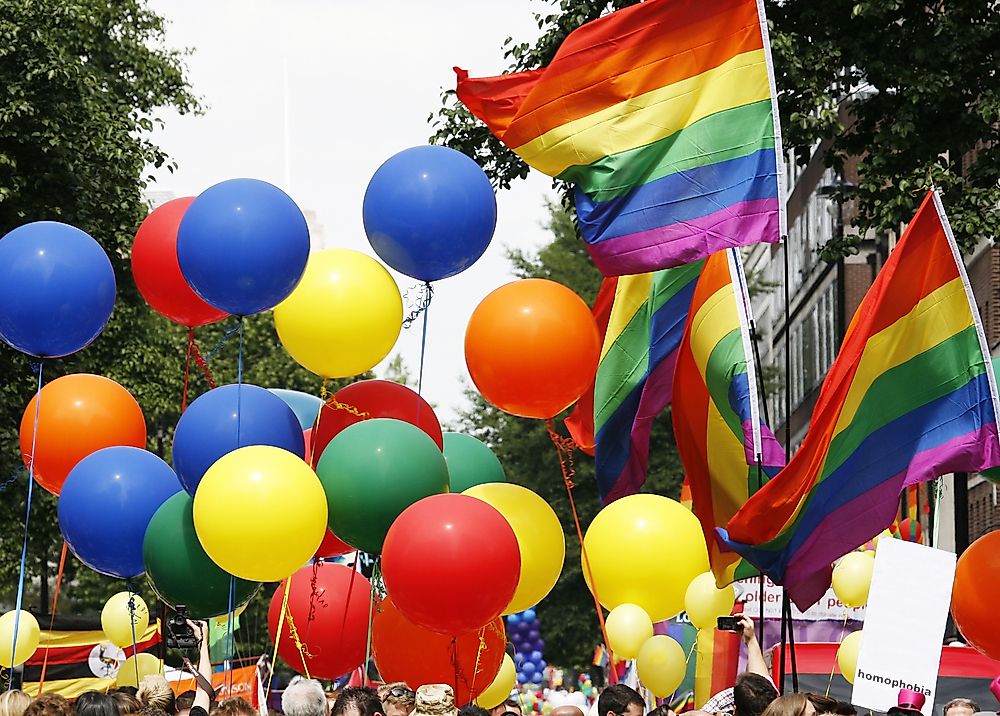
[362, 560, 379, 687]
[226, 575, 236, 689]
[451, 636, 460, 701]
[183, 328, 194, 412]
[11, 361, 44, 682]
[284, 602, 312, 678]
[544, 419, 616, 684]
[468, 625, 489, 702]
[265, 577, 292, 702]
[402, 282, 434, 329]
[36, 541, 68, 694]
[189, 331, 218, 390]
[416, 283, 432, 397]
[126, 579, 140, 685]
[825, 612, 850, 696]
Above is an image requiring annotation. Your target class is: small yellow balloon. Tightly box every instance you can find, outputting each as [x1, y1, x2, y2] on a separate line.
[636, 635, 685, 697]
[464, 483, 565, 614]
[274, 249, 403, 378]
[832, 552, 876, 608]
[837, 631, 863, 684]
[0, 610, 40, 667]
[583, 494, 709, 622]
[605, 604, 654, 660]
[101, 592, 150, 648]
[116, 652, 161, 688]
[193, 445, 328, 582]
[684, 572, 735, 630]
[476, 653, 516, 709]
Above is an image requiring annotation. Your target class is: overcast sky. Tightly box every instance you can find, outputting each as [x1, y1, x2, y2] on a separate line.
[146, 0, 555, 424]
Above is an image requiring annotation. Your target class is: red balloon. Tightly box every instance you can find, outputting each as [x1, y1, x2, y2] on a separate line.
[132, 198, 227, 327]
[894, 518, 923, 543]
[382, 493, 520, 635]
[315, 529, 353, 559]
[373, 597, 506, 705]
[267, 562, 371, 678]
[951, 531, 1000, 660]
[310, 379, 443, 468]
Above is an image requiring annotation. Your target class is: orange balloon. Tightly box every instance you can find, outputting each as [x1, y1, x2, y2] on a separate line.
[951, 530, 1000, 660]
[20, 374, 146, 495]
[465, 279, 600, 419]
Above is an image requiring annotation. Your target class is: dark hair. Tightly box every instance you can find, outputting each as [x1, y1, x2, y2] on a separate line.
[733, 674, 778, 716]
[807, 695, 855, 716]
[115, 690, 139, 699]
[459, 707, 490, 716]
[76, 692, 121, 716]
[211, 699, 257, 716]
[332, 688, 384, 716]
[647, 706, 674, 716]
[174, 694, 196, 714]
[110, 692, 142, 716]
[138, 709, 169, 716]
[24, 695, 73, 716]
[599, 684, 644, 716]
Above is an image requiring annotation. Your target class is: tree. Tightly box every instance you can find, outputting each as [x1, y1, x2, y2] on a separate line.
[451, 202, 684, 669]
[430, 0, 1000, 258]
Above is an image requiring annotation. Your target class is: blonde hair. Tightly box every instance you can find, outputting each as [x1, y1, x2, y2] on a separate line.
[137, 674, 177, 714]
[0, 691, 31, 716]
[761, 694, 812, 716]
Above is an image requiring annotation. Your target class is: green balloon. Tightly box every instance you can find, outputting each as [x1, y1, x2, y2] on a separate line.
[142, 492, 260, 619]
[316, 418, 449, 554]
[443, 432, 506, 493]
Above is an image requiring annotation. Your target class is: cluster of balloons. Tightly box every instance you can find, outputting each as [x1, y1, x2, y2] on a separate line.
[509, 609, 547, 684]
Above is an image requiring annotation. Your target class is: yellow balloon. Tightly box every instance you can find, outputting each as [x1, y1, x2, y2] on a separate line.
[832, 552, 875, 608]
[116, 652, 161, 688]
[605, 604, 653, 660]
[476, 653, 516, 709]
[684, 572, 735, 630]
[101, 592, 150, 648]
[464, 483, 565, 614]
[583, 494, 709, 622]
[193, 445, 328, 582]
[636, 635, 685, 697]
[274, 249, 403, 378]
[0, 610, 39, 667]
[836, 631, 863, 684]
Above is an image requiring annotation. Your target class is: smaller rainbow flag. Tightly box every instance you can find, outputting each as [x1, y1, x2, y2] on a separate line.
[721, 191, 1000, 608]
[455, 0, 785, 276]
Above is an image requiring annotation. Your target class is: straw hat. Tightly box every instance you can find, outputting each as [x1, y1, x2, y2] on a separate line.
[412, 685, 458, 716]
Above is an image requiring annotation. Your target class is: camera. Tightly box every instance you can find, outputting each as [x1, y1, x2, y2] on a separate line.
[716, 615, 742, 632]
[165, 606, 199, 650]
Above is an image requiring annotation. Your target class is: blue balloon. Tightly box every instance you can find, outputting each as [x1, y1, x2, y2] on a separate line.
[507, 613, 521, 626]
[268, 388, 323, 430]
[59, 447, 181, 578]
[518, 640, 533, 654]
[521, 659, 536, 674]
[173, 384, 305, 495]
[177, 179, 310, 315]
[0, 222, 115, 358]
[530, 650, 543, 663]
[363, 145, 497, 282]
[531, 671, 543, 683]
[528, 629, 540, 641]
[522, 608, 536, 621]
[516, 672, 528, 685]
[538, 660, 547, 671]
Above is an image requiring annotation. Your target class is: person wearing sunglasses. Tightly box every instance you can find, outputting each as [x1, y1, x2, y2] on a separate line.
[378, 683, 416, 716]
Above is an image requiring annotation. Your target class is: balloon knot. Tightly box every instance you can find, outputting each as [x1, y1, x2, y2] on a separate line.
[402, 282, 434, 329]
[326, 397, 370, 420]
[283, 604, 313, 678]
[189, 330, 218, 390]
[545, 419, 578, 490]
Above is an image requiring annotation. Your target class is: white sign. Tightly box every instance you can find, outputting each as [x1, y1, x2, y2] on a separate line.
[735, 577, 867, 621]
[851, 538, 955, 715]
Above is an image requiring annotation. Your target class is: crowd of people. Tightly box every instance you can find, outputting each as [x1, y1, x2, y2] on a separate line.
[0, 616, 992, 716]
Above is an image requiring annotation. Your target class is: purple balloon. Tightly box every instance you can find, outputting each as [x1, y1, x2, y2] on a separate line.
[528, 629, 540, 641]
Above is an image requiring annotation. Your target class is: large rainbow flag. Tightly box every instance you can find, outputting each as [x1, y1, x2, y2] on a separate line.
[672, 249, 785, 585]
[720, 191, 1000, 608]
[592, 262, 702, 502]
[455, 0, 785, 276]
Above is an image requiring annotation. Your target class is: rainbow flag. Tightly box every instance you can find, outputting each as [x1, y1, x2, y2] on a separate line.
[720, 191, 1000, 608]
[454, 0, 785, 276]
[673, 249, 785, 585]
[593, 262, 702, 502]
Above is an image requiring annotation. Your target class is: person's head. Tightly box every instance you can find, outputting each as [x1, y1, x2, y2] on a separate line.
[551, 707, 585, 716]
[733, 674, 779, 716]
[116, 691, 139, 699]
[283, 678, 329, 716]
[0, 690, 31, 716]
[944, 700, 980, 716]
[138, 709, 169, 716]
[806, 696, 853, 716]
[110, 692, 142, 716]
[458, 707, 489, 716]
[332, 688, 384, 716]
[75, 691, 121, 716]
[136, 675, 175, 716]
[210, 699, 257, 716]
[24, 695, 73, 716]
[760, 694, 815, 716]
[645, 707, 673, 716]
[377, 683, 414, 716]
[173, 692, 196, 716]
[598, 684, 644, 716]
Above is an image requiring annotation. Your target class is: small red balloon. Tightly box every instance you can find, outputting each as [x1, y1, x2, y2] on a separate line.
[132, 198, 227, 327]
[310, 379, 443, 467]
[373, 597, 506, 705]
[951, 531, 1000, 660]
[382, 493, 520, 635]
[267, 562, 371, 678]
[315, 529, 353, 559]
[895, 518, 923, 543]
